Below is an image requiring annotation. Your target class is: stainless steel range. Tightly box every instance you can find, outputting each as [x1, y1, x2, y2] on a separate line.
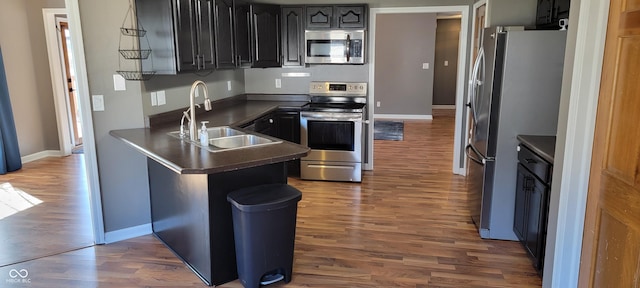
[300, 81, 367, 182]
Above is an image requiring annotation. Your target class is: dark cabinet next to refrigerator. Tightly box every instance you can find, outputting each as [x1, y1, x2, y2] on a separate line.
[536, 0, 570, 29]
[513, 140, 553, 275]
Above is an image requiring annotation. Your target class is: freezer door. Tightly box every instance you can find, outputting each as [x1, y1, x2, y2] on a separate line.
[466, 144, 493, 237]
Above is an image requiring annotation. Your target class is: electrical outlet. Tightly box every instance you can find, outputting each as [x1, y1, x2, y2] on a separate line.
[227, 81, 232, 91]
[275, 78, 281, 88]
[92, 95, 104, 111]
[376, 101, 381, 107]
[444, 60, 449, 67]
[195, 88, 200, 98]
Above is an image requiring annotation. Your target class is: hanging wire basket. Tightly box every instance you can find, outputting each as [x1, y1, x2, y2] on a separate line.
[119, 49, 152, 59]
[118, 0, 155, 81]
[116, 70, 156, 81]
[120, 27, 147, 37]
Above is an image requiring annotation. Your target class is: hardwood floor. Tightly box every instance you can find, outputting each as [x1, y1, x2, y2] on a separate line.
[0, 110, 541, 287]
[0, 155, 93, 267]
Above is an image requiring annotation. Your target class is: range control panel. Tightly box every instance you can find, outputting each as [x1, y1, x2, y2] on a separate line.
[309, 82, 368, 96]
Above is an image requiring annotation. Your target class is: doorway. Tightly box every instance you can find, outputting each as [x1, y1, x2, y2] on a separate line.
[57, 20, 83, 150]
[368, 6, 469, 174]
[44, 11, 82, 156]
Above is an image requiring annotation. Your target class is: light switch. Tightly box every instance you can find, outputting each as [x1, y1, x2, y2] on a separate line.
[113, 74, 126, 91]
[275, 78, 281, 88]
[422, 63, 430, 70]
[157, 90, 166, 105]
[92, 95, 105, 111]
[151, 92, 158, 106]
[444, 60, 449, 67]
[227, 81, 232, 91]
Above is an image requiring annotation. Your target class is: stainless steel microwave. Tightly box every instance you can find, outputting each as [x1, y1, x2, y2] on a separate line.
[304, 30, 365, 64]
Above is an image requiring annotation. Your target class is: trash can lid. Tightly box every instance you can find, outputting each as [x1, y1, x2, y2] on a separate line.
[227, 184, 302, 212]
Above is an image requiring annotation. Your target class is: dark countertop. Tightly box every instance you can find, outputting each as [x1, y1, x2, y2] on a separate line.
[517, 135, 556, 164]
[110, 99, 310, 174]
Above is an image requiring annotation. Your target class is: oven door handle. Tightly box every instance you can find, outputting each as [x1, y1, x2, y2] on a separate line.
[301, 113, 363, 121]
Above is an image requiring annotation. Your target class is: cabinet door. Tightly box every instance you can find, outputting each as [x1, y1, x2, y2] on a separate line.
[281, 6, 304, 67]
[254, 114, 277, 136]
[251, 4, 281, 68]
[174, 0, 199, 72]
[276, 111, 300, 143]
[214, 0, 235, 68]
[196, 0, 216, 70]
[525, 176, 548, 270]
[234, 0, 252, 67]
[554, 0, 570, 21]
[535, 0, 554, 27]
[513, 164, 528, 242]
[335, 5, 366, 29]
[306, 6, 333, 29]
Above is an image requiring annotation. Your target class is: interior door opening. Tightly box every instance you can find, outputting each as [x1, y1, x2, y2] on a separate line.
[58, 19, 83, 150]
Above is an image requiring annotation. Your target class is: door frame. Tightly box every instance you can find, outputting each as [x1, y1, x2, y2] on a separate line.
[368, 6, 470, 174]
[50, 3, 106, 244]
[43, 9, 74, 156]
[542, 0, 610, 287]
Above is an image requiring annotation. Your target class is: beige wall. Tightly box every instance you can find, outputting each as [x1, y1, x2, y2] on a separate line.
[0, 0, 65, 156]
[433, 18, 461, 106]
[374, 13, 437, 116]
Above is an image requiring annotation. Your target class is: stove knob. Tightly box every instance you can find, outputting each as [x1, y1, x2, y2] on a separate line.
[360, 85, 364, 90]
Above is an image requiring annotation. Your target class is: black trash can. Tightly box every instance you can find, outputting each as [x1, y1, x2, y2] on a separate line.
[227, 184, 302, 288]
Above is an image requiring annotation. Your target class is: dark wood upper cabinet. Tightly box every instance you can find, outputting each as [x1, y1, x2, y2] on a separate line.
[281, 6, 304, 67]
[250, 4, 281, 68]
[306, 5, 367, 30]
[305, 6, 333, 29]
[136, 0, 217, 74]
[214, 0, 235, 69]
[234, 0, 252, 67]
[536, 0, 570, 29]
[335, 5, 366, 28]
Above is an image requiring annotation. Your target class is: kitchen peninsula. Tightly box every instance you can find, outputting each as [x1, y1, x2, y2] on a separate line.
[110, 97, 309, 286]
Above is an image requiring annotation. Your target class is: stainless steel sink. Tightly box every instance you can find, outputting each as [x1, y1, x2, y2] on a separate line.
[167, 126, 280, 152]
[210, 134, 279, 149]
[167, 126, 245, 139]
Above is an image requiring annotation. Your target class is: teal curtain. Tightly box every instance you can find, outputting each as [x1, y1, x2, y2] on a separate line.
[0, 46, 22, 174]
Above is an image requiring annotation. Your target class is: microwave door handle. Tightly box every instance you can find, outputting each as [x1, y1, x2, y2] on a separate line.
[346, 34, 351, 62]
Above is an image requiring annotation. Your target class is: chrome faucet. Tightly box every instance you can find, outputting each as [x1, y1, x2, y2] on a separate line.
[182, 80, 212, 141]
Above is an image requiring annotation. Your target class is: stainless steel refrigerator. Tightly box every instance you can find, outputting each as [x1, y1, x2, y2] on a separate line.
[466, 26, 566, 240]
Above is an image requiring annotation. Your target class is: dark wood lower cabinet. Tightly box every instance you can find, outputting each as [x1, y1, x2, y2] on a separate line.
[147, 159, 287, 286]
[513, 144, 552, 275]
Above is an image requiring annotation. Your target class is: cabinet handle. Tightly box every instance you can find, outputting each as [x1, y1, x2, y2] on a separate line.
[228, 6, 235, 65]
[247, 11, 253, 63]
[525, 158, 537, 164]
[254, 14, 259, 62]
[276, 14, 281, 64]
[524, 176, 535, 190]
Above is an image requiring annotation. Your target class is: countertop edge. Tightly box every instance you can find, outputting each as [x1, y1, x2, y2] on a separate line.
[517, 135, 556, 164]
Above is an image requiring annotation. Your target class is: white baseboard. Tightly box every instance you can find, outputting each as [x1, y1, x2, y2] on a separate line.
[374, 114, 433, 120]
[432, 105, 456, 109]
[104, 223, 152, 244]
[21, 150, 63, 163]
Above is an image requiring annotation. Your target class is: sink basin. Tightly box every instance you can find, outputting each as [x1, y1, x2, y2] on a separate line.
[205, 126, 245, 138]
[167, 126, 280, 152]
[210, 134, 280, 149]
[167, 126, 245, 139]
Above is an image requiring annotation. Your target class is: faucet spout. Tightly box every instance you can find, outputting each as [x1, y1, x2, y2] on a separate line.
[188, 80, 212, 141]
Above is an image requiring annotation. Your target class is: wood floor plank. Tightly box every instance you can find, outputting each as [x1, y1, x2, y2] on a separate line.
[0, 110, 541, 287]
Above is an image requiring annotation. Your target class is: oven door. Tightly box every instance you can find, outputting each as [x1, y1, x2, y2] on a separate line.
[300, 111, 363, 162]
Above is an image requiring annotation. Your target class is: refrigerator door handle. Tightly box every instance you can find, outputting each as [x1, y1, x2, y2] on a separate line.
[465, 144, 484, 165]
[468, 47, 485, 127]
